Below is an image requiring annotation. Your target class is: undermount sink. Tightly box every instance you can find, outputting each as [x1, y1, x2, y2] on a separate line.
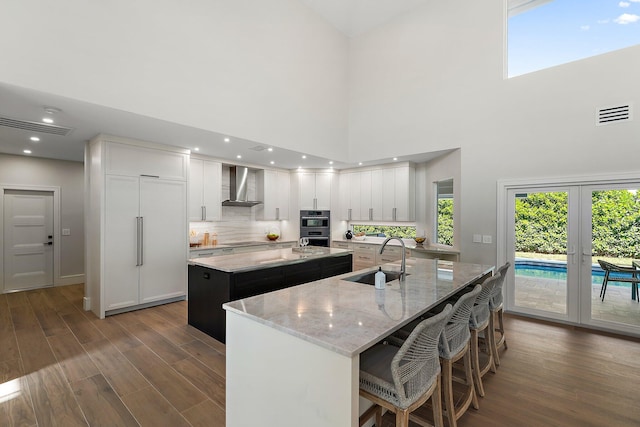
[343, 270, 408, 285]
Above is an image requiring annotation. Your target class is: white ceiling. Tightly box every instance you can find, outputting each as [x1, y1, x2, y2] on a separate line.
[0, 0, 466, 170]
[298, 0, 429, 37]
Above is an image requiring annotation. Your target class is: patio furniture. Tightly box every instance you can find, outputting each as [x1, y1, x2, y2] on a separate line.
[598, 260, 640, 302]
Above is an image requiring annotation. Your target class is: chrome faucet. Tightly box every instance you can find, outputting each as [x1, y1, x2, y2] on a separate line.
[379, 237, 406, 281]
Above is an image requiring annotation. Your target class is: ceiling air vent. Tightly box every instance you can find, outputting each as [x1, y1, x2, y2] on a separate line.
[596, 104, 632, 126]
[0, 115, 74, 136]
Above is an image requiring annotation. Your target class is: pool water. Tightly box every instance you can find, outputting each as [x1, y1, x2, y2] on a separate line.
[515, 261, 632, 288]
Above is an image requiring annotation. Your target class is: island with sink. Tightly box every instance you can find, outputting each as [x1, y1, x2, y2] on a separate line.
[188, 246, 353, 342]
[223, 257, 493, 427]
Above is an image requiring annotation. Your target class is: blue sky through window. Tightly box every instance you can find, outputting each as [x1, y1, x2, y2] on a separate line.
[508, 0, 640, 77]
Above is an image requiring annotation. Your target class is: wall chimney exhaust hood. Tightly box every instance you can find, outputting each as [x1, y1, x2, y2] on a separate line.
[222, 166, 262, 207]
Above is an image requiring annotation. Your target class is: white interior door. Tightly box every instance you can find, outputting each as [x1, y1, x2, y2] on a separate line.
[3, 190, 54, 291]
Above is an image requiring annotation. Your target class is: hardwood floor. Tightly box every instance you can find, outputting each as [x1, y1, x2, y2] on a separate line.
[1, 283, 639, 426]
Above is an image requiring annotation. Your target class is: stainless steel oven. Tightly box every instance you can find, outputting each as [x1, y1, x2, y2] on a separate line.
[300, 210, 330, 247]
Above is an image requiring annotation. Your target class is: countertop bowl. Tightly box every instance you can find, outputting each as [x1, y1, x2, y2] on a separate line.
[266, 234, 279, 241]
[414, 237, 426, 244]
[352, 235, 366, 241]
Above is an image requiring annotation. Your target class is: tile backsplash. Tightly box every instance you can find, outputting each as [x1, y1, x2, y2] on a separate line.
[190, 166, 291, 245]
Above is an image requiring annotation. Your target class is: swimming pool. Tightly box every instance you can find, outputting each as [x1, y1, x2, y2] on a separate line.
[515, 259, 633, 287]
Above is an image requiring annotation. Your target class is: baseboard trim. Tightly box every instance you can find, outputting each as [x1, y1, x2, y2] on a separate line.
[56, 274, 85, 286]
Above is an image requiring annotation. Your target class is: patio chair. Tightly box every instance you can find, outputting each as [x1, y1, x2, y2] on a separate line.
[597, 260, 640, 302]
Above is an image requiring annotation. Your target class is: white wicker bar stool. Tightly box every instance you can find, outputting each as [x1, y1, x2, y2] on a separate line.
[359, 305, 452, 427]
[468, 273, 501, 398]
[489, 262, 510, 367]
[438, 285, 482, 427]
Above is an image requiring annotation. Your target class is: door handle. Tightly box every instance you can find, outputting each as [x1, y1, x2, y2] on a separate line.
[567, 246, 576, 264]
[43, 241, 53, 246]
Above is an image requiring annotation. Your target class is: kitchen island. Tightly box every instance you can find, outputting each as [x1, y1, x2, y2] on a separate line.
[188, 247, 352, 342]
[223, 258, 492, 427]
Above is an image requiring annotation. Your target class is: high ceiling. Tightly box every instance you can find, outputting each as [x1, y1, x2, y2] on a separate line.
[0, 0, 481, 169]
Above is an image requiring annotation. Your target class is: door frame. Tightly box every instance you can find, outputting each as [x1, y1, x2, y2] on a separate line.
[0, 184, 61, 293]
[497, 172, 640, 334]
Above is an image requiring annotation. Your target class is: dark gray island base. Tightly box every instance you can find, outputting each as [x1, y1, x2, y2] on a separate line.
[188, 248, 353, 343]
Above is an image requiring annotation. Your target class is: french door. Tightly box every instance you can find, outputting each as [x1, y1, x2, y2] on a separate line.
[503, 180, 640, 336]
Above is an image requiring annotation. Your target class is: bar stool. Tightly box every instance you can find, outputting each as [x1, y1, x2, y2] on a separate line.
[359, 305, 452, 427]
[489, 262, 510, 367]
[438, 285, 482, 427]
[469, 274, 501, 398]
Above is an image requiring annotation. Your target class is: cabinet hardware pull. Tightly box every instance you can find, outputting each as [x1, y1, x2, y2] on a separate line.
[276, 207, 280, 220]
[139, 216, 144, 266]
[348, 208, 352, 221]
[369, 208, 373, 221]
[392, 207, 397, 221]
[140, 174, 160, 178]
[136, 216, 141, 266]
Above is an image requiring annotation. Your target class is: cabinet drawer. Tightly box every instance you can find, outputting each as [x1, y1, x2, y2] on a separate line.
[332, 241, 351, 249]
[353, 244, 376, 254]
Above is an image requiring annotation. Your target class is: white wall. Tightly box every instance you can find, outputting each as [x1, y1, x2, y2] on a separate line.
[0, 154, 84, 280]
[0, 0, 349, 161]
[348, 0, 640, 265]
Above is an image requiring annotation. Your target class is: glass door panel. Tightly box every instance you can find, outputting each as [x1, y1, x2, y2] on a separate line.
[581, 185, 640, 333]
[508, 188, 579, 321]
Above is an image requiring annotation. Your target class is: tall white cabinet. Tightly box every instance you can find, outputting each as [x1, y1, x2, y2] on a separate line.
[256, 169, 290, 220]
[86, 135, 189, 318]
[189, 157, 222, 221]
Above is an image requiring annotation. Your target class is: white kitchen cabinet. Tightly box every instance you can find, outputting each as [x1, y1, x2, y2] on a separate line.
[382, 166, 415, 221]
[104, 174, 187, 311]
[86, 135, 189, 318]
[189, 158, 222, 221]
[105, 140, 188, 180]
[256, 169, 290, 220]
[298, 172, 333, 210]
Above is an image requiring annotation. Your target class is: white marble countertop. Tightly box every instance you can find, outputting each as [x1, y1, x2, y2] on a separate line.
[333, 238, 460, 255]
[223, 258, 492, 357]
[190, 240, 297, 251]
[189, 247, 353, 273]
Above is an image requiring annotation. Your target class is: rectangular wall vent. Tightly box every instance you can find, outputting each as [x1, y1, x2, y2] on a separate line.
[0, 116, 74, 136]
[596, 104, 632, 126]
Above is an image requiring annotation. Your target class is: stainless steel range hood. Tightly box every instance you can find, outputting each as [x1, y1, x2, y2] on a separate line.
[222, 166, 262, 207]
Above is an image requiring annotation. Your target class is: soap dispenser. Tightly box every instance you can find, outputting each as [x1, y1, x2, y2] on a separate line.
[374, 267, 386, 289]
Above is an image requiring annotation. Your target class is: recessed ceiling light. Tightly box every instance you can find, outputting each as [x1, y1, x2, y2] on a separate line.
[236, 155, 242, 159]
[298, 166, 302, 170]
[329, 161, 334, 165]
[302, 155, 306, 159]
[42, 117, 54, 124]
[224, 137, 230, 143]
[30, 136, 40, 142]
[393, 157, 398, 161]
[267, 147, 273, 152]
[358, 162, 363, 166]
[270, 161, 275, 165]
[23, 149, 32, 154]
[194, 147, 200, 151]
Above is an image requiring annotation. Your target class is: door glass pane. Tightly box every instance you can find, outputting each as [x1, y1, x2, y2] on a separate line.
[514, 191, 568, 314]
[590, 188, 640, 327]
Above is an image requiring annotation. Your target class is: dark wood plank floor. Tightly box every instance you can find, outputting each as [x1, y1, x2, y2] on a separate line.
[1, 284, 639, 426]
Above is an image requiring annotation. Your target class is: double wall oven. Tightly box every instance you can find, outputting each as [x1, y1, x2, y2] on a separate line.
[300, 210, 330, 247]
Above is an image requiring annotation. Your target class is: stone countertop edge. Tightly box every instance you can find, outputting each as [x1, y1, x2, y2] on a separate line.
[223, 260, 493, 358]
[188, 247, 353, 273]
[333, 238, 459, 254]
[190, 240, 298, 250]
